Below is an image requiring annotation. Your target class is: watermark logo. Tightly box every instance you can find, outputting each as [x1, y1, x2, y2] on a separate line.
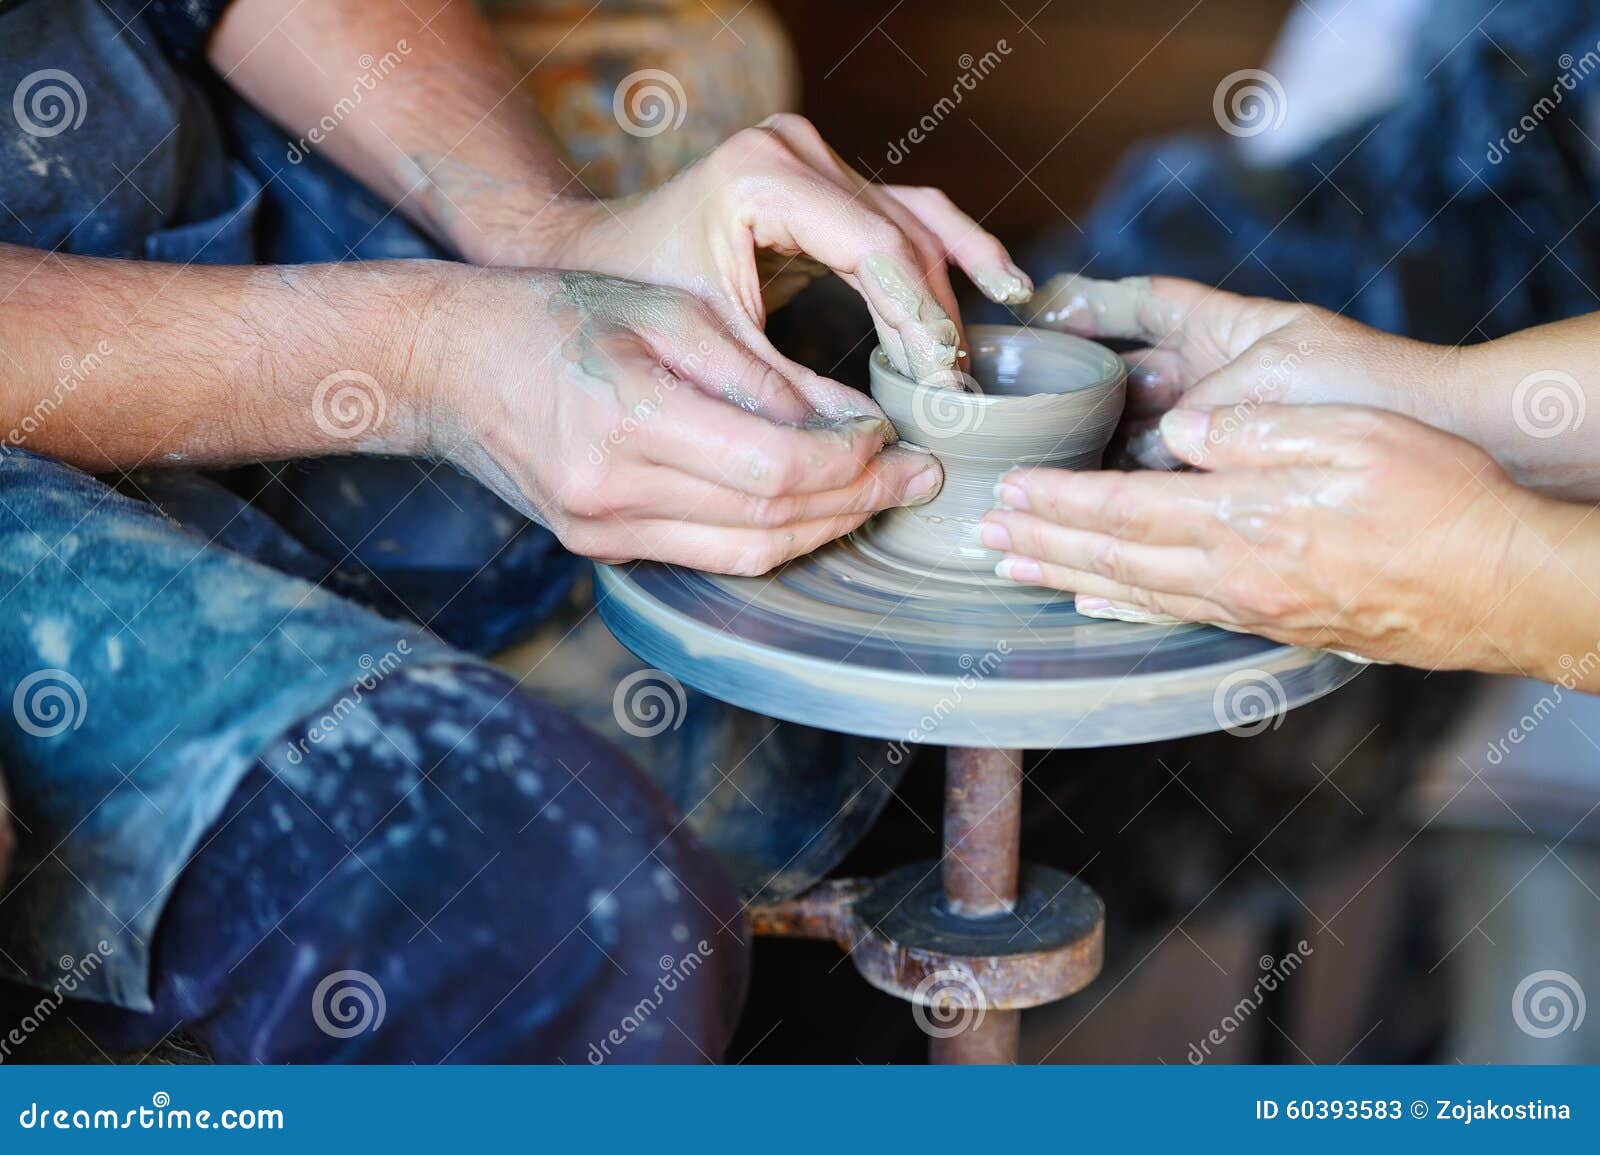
[910, 967, 987, 1038]
[12, 668, 86, 738]
[909, 372, 984, 440]
[285, 42, 412, 164]
[1211, 668, 1287, 737]
[312, 369, 387, 440]
[312, 969, 386, 1038]
[1511, 369, 1584, 439]
[884, 39, 1012, 165]
[1512, 969, 1585, 1039]
[1213, 69, 1287, 138]
[613, 69, 687, 138]
[1187, 942, 1313, 1063]
[13, 69, 86, 138]
[612, 669, 688, 738]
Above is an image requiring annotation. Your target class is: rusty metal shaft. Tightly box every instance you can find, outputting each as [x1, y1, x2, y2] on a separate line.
[942, 747, 1022, 917]
[935, 746, 1025, 1064]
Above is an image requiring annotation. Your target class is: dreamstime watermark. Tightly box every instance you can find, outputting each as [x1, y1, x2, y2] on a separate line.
[612, 668, 688, 738]
[907, 369, 985, 440]
[13, 68, 86, 137]
[1186, 940, 1313, 1063]
[285, 42, 412, 164]
[312, 969, 386, 1039]
[1211, 667, 1287, 737]
[586, 941, 716, 1063]
[12, 668, 87, 739]
[613, 69, 687, 138]
[884, 40, 1012, 165]
[282, 641, 411, 765]
[885, 641, 1011, 765]
[910, 967, 987, 1039]
[3, 340, 113, 451]
[0, 943, 114, 1063]
[585, 341, 713, 466]
[17, 1093, 283, 1131]
[1486, 43, 1600, 164]
[1187, 338, 1314, 463]
[1485, 642, 1599, 766]
[1213, 69, 1287, 138]
[1512, 969, 1586, 1039]
[1510, 369, 1585, 439]
[312, 369, 388, 440]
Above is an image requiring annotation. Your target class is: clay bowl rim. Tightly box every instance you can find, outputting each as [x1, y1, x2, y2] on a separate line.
[867, 324, 1127, 410]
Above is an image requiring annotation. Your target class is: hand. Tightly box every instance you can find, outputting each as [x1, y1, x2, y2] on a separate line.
[540, 116, 1034, 388]
[1022, 274, 1465, 467]
[980, 403, 1574, 674]
[420, 268, 942, 575]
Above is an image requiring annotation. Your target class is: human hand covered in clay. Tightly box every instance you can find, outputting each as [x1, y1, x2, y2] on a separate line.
[980, 403, 1600, 682]
[1021, 273, 1456, 469]
[546, 115, 1033, 388]
[427, 269, 942, 575]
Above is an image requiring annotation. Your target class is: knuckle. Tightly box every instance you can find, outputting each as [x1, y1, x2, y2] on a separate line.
[744, 493, 797, 529]
[559, 465, 616, 520]
[1088, 535, 1131, 583]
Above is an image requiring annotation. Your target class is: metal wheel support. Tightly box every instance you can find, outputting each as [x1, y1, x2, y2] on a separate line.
[748, 745, 1105, 1065]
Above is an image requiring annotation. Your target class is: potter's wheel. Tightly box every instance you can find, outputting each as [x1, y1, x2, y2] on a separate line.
[597, 326, 1362, 748]
[596, 543, 1361, 748]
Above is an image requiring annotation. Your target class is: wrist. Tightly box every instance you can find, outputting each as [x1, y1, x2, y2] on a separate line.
[451, 189, 614, 271]
[374, 261, 470, 459]
[1490, 490, 1600, 686]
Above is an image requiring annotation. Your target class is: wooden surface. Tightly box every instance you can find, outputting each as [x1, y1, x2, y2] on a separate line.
[768, 0, 1291, 243]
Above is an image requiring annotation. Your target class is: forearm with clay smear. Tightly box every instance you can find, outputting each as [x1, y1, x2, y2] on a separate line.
[0, 243, 441, 470]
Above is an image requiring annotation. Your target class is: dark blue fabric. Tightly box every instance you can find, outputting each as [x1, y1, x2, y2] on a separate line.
[1017, 4, 1600, 346]
[78, 663, 749, 1064]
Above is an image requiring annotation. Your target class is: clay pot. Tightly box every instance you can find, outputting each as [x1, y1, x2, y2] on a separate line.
[863, 325, 1126, 578]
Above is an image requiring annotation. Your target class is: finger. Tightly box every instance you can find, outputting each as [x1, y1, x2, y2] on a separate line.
[634, 302, 817, 426]
[882, 185, 1033, 305]
[995, 467, 1221, 546]
[1159, 404, 1382, 471]
[1119, 348, 1189, 415]
[736, 171, 963, 385]
[640, 383, 899, 497]
[631, 445, 942, 526]
[749, 119, 973, 364]
[590, 511, 877, 576]
[1024, 273, 1216, 346]
[990, 554, 1237, 623]
[980, 510, 1215, 595]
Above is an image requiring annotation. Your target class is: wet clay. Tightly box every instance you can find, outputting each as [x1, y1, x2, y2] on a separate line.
[860, 325, 1126, 579]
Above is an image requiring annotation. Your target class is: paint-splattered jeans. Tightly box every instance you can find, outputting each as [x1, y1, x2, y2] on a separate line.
[0, 449, 750, 1062]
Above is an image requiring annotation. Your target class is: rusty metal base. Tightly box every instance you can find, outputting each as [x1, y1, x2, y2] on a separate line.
[748, 746, 1106, 1064]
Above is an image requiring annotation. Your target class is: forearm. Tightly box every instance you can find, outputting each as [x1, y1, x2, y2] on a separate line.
[1454, 313, 1600, 498]
[209, 0, 588, 266]
[1487, 489, 1600, 690]
[0, 243, 441, 470]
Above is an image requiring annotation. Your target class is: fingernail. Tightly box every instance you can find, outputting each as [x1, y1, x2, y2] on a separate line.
[843, 415, 894, 446]
[992, 480, 1029, 511]
[975, 265, 1032, 305]
[905, 464, 943, 506]
[1160, 408, 1210, 459]
[994, 557, 1041, 583]
[1075, 595, 1111, 615]
[979, 520, 1012, 551]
